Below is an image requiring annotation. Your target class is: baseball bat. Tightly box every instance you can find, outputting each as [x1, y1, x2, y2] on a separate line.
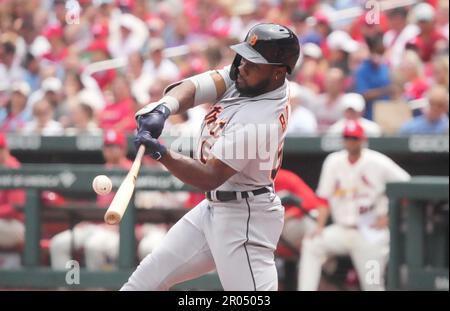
[104, 144, 146, 225]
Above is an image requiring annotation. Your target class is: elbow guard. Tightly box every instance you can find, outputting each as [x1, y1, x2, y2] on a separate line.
[188, 71, 217, 106]
[164, 71, 218, 107]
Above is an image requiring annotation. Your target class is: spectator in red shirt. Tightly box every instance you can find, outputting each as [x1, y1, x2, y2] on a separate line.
[99, 75, 136, 133]
[0, 133, 26, 249]
[275, 169, 326, 251]
[406, 2, 448, 63]
[86, 40, 117, 90]
[41, 24, 69, 63]
[399, 50, 430, 101]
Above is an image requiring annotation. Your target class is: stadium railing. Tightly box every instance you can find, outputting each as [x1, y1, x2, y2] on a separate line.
[387, 177, 449, 291]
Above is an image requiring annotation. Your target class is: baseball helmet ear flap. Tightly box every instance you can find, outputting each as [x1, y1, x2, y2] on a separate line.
[229, 54, 242, 81]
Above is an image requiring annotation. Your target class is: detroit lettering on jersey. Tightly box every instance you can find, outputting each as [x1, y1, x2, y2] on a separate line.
[194, 66, 290, 191]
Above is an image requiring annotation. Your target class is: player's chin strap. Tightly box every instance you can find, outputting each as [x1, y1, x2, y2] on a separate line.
[229, 54, 242, 81]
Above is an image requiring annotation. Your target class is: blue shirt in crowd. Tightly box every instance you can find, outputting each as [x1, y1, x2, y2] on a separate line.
[354, 59, 391, 120]
[399, 115, 449, 135]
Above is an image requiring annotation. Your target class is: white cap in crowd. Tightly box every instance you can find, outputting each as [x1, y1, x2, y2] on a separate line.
[42, 77, 62, 93]
[11, 81, 31, 97]
[339, 93, 366, 113]
[327, 30, 359, 53]
[412, 2, 435, 23]
[149, 37, 165, 52]
[302, 43, 323, 59]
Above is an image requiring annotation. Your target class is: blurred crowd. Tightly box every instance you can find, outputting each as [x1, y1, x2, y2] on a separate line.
[0, 0, 448, 138]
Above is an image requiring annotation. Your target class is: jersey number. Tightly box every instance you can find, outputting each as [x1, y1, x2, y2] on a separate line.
[271, 107, 289, 180]
[270, 147, 284, 180]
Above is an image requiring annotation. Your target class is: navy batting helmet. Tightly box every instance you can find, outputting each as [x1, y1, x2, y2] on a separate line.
[229, 23, 301, 80]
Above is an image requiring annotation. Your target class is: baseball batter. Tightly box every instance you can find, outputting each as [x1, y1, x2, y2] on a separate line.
[120, 23, 300, 291]
[298, 121, 411, 291]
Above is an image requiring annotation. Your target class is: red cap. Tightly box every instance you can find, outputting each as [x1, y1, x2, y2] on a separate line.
[103, 129, 126, 147]
[343, 121, 366, 139]
[314, 11, 330, 25]
[92, 23, 109, 38]
[117, 0, 135, 9]
[87, 39, 109, 53]
[0, 132, 7, 148]
[43, 24, 63, 39]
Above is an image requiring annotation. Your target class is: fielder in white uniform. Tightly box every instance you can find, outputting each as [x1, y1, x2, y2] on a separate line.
[298, 120, 411, 291]
[121, 23, 301, 291]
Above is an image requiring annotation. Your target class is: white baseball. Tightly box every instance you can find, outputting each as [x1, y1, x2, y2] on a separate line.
[92, 175, 112, 195]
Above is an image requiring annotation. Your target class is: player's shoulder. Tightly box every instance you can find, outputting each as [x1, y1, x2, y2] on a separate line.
[320, 151, 346, 172]
[214, 65, 233, 93]
[232, 86, 289, 124]
[363, 148, 392, 162]
[325, 150, 347, 163]
[233, 102, 283, 124]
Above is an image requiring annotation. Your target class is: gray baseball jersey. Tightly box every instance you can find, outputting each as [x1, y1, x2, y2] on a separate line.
[198, 66, 291, 191]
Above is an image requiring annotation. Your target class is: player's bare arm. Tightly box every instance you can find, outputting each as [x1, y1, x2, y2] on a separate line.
[160, 151, 236, 191]
[164, 71, 227, 114]
[309, 204, 330, 237]
[315, 205, 330, 228]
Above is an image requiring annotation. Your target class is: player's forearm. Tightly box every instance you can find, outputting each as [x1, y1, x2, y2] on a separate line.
[159, 150, 223, 191]
[164, 81, 196, 115]
[316, 205, 330, 228]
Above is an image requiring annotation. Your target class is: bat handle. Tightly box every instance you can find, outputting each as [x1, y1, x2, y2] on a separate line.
[135, 144, 146, 164]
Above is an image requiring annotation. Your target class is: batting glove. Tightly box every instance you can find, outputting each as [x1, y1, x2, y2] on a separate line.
[135, 104, 171, 139]
[134, 130, 167, 161]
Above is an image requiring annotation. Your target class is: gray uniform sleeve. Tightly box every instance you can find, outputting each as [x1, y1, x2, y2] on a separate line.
[215, 65, 233, 91]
